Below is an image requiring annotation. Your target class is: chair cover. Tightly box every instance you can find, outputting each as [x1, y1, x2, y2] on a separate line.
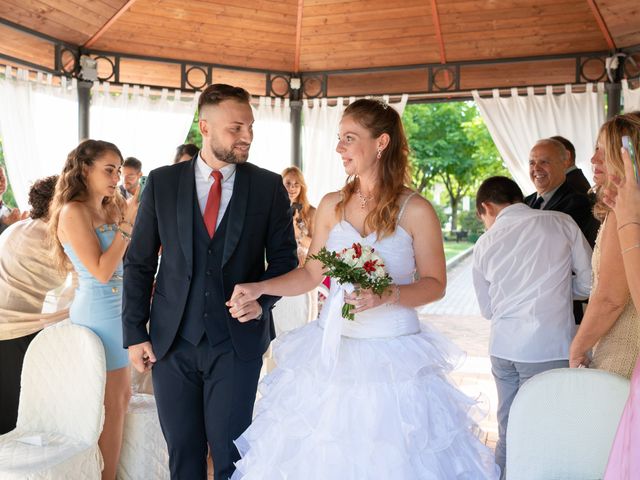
[117, 394, 169, 480]
[506, 368, 629, 479]
[0, 324, 106, 479]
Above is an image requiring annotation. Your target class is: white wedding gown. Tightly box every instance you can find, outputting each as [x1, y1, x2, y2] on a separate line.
[233, 218, 500, 479]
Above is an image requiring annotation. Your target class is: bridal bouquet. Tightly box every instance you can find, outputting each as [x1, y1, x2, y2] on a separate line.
[310, 243, 392, 320]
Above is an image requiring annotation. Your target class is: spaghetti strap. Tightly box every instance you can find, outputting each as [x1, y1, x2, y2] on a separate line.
[397, 192, 418, 222]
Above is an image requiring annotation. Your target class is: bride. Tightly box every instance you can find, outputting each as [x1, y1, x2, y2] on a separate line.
[227, 99, 499, 479]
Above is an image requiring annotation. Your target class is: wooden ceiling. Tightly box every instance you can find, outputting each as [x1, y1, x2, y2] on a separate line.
[0, 0, 639, 99]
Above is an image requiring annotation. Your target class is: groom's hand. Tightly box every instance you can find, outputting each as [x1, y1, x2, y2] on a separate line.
[226, 297, 263, 323]
[128, 341, 156, 373]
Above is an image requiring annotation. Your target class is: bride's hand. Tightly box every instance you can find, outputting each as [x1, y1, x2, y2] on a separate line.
[344, 286, 396, 314]
[229, 282, 265, 304]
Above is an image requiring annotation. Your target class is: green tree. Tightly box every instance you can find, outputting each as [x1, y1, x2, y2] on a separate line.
[0, 140, 17, 208]
[185, 114, 202, 147]
[403, 102, 508, 231]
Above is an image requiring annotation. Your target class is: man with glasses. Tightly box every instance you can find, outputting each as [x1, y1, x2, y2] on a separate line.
[119, 157, 143, 199]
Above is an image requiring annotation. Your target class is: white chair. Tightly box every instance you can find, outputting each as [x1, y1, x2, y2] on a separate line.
[272, 289, 318, 337]
[130, 367, 154, 395]
[117, 393, 170, 480]
[0, 324, 107, 479]
[506, 368, 630, 480]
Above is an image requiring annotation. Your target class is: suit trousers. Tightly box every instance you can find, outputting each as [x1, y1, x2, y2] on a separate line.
[0, 331, 38, 434]
[152, 335, 262, 480]
[490, 356, 569, 480]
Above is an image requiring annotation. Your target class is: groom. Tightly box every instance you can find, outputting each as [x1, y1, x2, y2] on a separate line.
[122, 84, 297, 479]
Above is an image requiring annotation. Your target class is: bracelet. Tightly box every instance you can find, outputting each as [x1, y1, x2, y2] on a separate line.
[118, 227, 132, 242]
[618, 221, 640, 232]
[388, 285, 400, 305]
[621, 243, 640, 255]
[119, 220, 134, 229]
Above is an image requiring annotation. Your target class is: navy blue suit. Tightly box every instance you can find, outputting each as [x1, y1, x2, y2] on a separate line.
[524, 180, 598, 248]
[122, 157, 297, 479]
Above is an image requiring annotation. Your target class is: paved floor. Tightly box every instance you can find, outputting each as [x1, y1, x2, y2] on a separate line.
[420, 253, 498, 449]
[421, 252, 481, 317]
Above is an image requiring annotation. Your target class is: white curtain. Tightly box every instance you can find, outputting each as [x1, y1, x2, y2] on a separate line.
[90, 83, 198, 173]
[622, 79, 640, 112]
[302, 94, 408, 206]
[472, 84, 605, 193]
[249, 96, 291, 174]
[0, 67, 79, 209]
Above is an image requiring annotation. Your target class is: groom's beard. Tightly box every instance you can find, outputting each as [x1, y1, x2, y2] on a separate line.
[210, 141, 251, 165]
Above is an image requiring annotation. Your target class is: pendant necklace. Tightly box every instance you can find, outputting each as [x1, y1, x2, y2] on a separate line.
[356, 188, 373, 209]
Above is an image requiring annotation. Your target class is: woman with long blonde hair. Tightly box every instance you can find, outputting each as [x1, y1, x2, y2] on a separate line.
[601, 111, 640, 480]
[49, 139, 139, 480]
[570, 112, 640, 379]
[282, 166, 316, 264]
[226, 99, 499, 479]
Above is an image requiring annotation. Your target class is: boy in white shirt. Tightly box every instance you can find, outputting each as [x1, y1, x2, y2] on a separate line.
[472, 176, 592, 478]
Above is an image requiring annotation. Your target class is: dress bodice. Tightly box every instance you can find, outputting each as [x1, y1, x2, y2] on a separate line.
[318, 219, 420, 339]
[63, 224, 123, 289]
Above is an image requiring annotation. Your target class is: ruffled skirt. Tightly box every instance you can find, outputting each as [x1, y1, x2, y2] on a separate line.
[233, 321, 500, 479]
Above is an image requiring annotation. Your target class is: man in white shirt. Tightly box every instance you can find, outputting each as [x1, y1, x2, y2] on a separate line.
[472, 176, 592, 478]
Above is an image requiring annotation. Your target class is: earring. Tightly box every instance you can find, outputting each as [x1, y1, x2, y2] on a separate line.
[376, 148, 382, 159]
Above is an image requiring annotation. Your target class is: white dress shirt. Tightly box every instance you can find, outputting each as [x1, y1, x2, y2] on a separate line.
[194, 153, 236, 229]
[472, 203, 592, 363]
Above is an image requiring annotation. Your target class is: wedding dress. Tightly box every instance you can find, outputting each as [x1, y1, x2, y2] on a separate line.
[233, 206, 499, 479]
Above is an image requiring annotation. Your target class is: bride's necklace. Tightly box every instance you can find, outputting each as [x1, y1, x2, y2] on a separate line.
[355, 188, 373, 210]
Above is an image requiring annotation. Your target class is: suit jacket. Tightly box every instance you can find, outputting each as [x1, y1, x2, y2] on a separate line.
[524, 181, 598, 248]
[122, 158, 298, 361]
[565, 168, 591, 196]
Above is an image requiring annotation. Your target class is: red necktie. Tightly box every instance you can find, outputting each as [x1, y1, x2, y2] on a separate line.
[203, 170, 223, 237]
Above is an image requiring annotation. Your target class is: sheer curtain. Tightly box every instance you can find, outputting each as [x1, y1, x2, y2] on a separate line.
[249, 96, 291, 174]
[0, 67, 78, 209]
[302, 94, 408, 206]
[90, 83, 198, 173]
[622, 79, 640, 112]
[472, 84, 605, 193]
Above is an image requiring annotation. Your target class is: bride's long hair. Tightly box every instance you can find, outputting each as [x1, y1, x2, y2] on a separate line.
[49, 140, 125, 271]
[336, 99, 412, 239]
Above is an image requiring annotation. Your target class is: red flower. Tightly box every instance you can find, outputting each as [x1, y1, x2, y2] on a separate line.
[363, 259, 378, 273]
[352, 243, 363, 258]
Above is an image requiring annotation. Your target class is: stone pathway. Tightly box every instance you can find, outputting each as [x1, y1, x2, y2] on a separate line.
[421, 252, 481, 317]
[420, 253, 498, 449]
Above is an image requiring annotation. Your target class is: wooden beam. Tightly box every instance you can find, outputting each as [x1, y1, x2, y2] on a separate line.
[62, 0, 137, 71]
[294, 0, 304, 73]
[430, 0, 446, 64]
[83, 0, 138, 48]
[585, 0, 616, 50]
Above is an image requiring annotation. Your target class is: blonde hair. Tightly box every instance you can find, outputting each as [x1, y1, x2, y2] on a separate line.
[282, 166, 314, 227]
[49, 140, 125, 271]
[337, 99, 412, 239]
[593, 111, 640, 221]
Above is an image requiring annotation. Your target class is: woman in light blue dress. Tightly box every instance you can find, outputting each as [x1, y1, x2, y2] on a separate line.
[50, 140, 138, 480]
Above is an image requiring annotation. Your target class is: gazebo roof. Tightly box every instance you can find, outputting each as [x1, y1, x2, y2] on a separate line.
[1, 0, 639, 99]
